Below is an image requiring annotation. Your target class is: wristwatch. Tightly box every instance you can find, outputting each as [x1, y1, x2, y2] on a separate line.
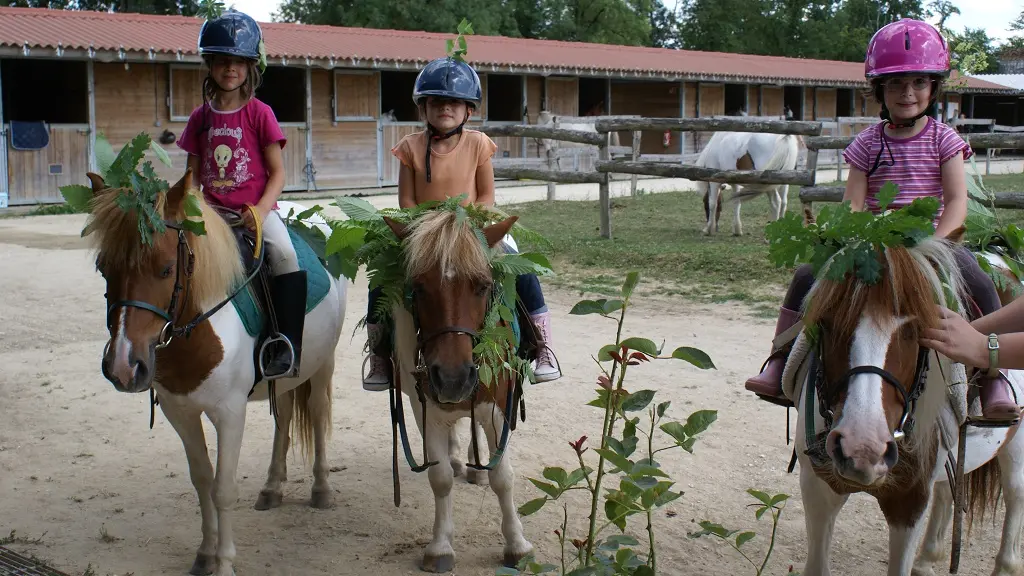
[987, 333, 1000, 377]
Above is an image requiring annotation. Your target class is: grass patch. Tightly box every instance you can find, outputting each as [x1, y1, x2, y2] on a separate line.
[505, 172, 1024, 307]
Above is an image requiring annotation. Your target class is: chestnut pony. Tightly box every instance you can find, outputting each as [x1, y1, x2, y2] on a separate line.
[382, 210, 534, 573]
[786, 232, 1024, 576]
[86, 167, 347, 576]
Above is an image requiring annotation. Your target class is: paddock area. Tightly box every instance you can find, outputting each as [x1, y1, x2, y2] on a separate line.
[0, 192, 1010, 575]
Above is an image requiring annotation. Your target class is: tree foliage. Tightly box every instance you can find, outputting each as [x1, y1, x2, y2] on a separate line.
[7, 0, 200, 15]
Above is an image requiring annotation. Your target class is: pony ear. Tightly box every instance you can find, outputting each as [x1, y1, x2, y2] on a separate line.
[86, 172, 110, 195]
[946, 226, 966, 244]
[165, 167, 192, 211]
[482, 216, 518, 248]
[383, 216, 409, 240]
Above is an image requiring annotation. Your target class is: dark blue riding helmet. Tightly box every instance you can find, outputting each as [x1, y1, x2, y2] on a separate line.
[412, 57, 482, 107]
[198, 9, 264, 64]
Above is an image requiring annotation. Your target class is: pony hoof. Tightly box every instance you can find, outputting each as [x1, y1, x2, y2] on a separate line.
[503, 544, 533, 568]
[310, 489, 334, 509]
[254, 490, 283, 510]
[189, 553, 216, 576]
[421, 552, 456, 573]
[466, 469, 489, 485]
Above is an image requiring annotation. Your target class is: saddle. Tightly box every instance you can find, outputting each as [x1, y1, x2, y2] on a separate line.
[211, 205, 281, 382]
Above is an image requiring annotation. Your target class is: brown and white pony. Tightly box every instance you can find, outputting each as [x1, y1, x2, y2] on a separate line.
[86, 168, 347, 576]
[788, 234, 1024, 576]
[382, 210, 533, 573]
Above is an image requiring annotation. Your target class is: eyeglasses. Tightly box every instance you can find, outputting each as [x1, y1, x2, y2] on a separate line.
[883, 77, 932, 92]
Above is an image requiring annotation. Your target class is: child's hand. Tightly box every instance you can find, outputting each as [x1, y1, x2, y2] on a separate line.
[241, 203, 272, 231]
[920, 305, 989, 368]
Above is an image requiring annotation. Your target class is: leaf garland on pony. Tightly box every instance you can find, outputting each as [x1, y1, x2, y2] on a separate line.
[960, 148, 1024, 298]
[59, 131, 206, 245]
[764, 181, 939, 285]
[325, 194, 555, 390]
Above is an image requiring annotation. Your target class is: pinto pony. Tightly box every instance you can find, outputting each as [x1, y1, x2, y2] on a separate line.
[87, 167, 348, 576]
[784, 234, 1024, 576]
[697, 131, 801, 236]
[382, 210, 533, 573]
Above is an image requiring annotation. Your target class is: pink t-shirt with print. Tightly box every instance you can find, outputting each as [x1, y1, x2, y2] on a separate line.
[842, 117, 973, 222]
[178, 98, 286, 211]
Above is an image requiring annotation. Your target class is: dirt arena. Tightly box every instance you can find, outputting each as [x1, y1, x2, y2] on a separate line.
[0, 210, 1005, 576]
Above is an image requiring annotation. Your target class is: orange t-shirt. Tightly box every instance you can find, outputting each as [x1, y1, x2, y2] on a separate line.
[391, 129, 497, 204]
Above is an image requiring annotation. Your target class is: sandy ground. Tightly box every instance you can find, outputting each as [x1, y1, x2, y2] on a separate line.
[0, 207, 1009, 576]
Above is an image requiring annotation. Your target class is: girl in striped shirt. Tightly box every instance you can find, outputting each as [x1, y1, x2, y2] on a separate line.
[744, 18, 1019, 422]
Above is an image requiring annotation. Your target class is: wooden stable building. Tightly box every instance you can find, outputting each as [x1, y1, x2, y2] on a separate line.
[0, 7, 1017, 207]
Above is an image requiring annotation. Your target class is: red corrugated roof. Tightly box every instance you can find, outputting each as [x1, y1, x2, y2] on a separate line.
[0, 6, 1013, 91]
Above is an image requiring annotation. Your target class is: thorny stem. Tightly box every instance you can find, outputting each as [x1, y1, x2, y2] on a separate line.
[585, 296, 631, 565]
[646, 407, 657, 572]
[560, 504, 568, 575]
[758, 505, 785, 575]
[576, 451, 595, 492]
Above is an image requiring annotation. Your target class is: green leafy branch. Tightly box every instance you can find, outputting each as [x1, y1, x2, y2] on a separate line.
[317, 194, 553, 390]
[60, 131, 203, 246]
[690, 490, 798, 576]
[196, 0, 225, 20]
[502, 272, 718, 576]
[961, 145, 1024, 297]
[764, 182, 938, 285]
[446, 18, 474, 62]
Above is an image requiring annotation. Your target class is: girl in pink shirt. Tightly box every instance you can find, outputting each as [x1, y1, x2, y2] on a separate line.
[744, 18, 1018, 422]
[178, 10, 304, 381]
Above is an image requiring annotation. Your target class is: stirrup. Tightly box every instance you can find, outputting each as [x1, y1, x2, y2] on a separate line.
[259, 332, 296, 380]
[361, 353, 393, 391]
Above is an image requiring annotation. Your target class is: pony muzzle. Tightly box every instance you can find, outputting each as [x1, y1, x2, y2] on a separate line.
[428, 361, 479, 404]
[825, 426, 898, 486]
[101, 337, 154, 393]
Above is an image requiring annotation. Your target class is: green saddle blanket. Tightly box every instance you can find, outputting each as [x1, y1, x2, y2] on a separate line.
[231, 227, 330, 338]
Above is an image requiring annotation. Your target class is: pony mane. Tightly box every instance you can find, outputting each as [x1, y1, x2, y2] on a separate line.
[803, 235, 968, 451]
[403, 210, 492, 283]
[87, 180, 244, 309]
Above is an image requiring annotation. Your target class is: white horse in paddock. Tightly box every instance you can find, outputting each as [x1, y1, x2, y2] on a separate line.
[87, 168, 348, 576]
[697, 130, 801, 236]
[782, 234, 1024, 576]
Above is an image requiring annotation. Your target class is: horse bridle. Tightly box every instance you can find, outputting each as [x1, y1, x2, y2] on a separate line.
[103, 218, 264, 352]
[811, 326, 931, 442]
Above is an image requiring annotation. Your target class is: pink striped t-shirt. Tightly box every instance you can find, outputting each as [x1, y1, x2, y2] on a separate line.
[842, 117, 973, 222]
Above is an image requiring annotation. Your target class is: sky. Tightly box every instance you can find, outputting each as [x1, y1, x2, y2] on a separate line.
[229, 0, 1021, 44]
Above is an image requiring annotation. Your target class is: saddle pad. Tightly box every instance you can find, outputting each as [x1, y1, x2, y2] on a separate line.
[9, 121, 49, 151]
[232, 227, 331, 338]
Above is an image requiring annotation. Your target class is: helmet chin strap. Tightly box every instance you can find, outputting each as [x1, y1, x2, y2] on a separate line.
[424, 110, 470, 183]
[867, 100, 936, 176]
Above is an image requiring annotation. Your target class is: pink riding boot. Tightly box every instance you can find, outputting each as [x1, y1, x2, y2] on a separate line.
[979, 370, 1020, 423]
[745, 307, 801, 400]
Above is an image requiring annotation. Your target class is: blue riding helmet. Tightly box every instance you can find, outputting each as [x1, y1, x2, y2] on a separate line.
[198, 9, 263, 62]
[412, 57, 482, 107]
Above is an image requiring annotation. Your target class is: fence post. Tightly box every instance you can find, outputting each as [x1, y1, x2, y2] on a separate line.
[599, 132, 612, 239]
[630, 130, 640, 196]
[803, 146, 820, 226]
[546, 147, 556, 201]
[986, 121, 994, 176]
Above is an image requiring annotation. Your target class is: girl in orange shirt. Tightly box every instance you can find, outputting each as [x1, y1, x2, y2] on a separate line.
[362, 56, 561, 390]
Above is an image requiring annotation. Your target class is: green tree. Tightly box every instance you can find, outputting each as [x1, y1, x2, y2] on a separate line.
[5, 0, 199, 15]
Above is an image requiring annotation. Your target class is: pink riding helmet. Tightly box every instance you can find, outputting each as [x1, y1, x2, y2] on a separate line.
[864, 18, 950, 78]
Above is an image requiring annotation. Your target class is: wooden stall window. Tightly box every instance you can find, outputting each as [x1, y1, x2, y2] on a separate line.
[486, 74, 523, 122]
[578, 77, 607, 116]
[724, 84, 746, 115]
[380, 71, 419, 122]
[256, 66, 306, 123]
[169, 65, 204, 122]
[783, 86, 803, 120]
[333, 70, 379, 121]
[2, 59, 88, 123]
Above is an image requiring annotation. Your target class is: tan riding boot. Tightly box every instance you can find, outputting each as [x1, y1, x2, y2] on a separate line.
[531, 311, 562, 383]
[744, 307, 801, 399]
[362, 323, 391, 391]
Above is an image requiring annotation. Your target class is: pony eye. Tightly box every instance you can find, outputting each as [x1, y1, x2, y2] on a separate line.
[475, 282, 492, 297]
[160, 264, 174, 279]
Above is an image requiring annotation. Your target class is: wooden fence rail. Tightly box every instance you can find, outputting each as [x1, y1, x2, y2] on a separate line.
[595, 160, 815, 186]
[800, 186, 1024, 209]
[595, 117, 823, 136]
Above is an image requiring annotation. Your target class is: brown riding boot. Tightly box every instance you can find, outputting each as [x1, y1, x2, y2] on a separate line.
[979, 370, 1021, 423]
[745, 307, 802, 399]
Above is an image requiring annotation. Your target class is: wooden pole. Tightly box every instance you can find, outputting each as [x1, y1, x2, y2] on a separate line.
[803, 147, 820, 225]
[594, 117, 822, 136]
[599, 132, 612, 239]
[478, 124, 605, 146]
[630, 130, 640, 196]
[595, 160, 814, 186]
[546, 148, 557, 200]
